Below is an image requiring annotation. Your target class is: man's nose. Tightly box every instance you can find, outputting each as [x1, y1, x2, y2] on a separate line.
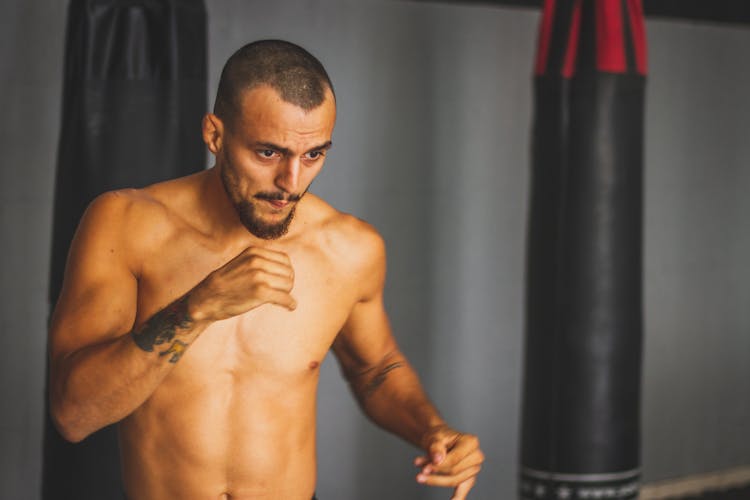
[274, 157, 300, 194]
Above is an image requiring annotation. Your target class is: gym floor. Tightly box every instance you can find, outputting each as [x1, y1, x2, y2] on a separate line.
[679, 485, 750, 499]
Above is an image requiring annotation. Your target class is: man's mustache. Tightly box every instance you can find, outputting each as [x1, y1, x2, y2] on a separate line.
[254, 192, 303, 202]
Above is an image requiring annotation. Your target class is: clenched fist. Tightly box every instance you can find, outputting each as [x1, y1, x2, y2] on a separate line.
[187, 246, 296, 322]
[415, 424, 484, 500]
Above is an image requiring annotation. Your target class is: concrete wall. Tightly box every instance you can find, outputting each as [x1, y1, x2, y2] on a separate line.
[642, 18, 750, 480]
[0, 1, 65, 498]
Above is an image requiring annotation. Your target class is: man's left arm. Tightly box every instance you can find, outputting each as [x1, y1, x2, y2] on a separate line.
[331, 230, 484, 499]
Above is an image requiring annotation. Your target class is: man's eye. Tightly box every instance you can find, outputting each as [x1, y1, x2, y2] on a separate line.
[258, 150, 277, 159]
[305, 151, 323, 160]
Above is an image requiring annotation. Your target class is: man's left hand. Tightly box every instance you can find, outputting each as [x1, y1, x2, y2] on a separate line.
[414, 425, 484, 500]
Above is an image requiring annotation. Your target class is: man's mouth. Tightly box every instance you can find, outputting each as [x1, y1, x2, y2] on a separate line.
[266, 199, 290, 209]
[256, 192, 301, 209]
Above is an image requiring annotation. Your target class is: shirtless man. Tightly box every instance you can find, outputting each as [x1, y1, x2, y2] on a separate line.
[48, 40, 483, 500]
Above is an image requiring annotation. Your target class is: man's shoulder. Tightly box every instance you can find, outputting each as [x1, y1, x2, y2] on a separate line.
[304, 194, 382, 242]
[88, 171, 203, 231]
[304, 195, 385, 271]
[82, 178, 195, 265]
[86, 186, 173, 234]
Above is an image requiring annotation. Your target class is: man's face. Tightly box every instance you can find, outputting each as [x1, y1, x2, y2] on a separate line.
[215, 85, 336, 239]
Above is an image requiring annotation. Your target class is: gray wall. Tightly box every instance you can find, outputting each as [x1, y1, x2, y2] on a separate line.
[642, 19, 750, 480]
[0, 1, 66, 498]
[1, 1, 749, 499]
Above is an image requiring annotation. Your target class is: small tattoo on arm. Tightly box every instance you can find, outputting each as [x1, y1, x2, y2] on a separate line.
[364, 361, 404, 397]
[158, 340, 189, 363]
[131, 295, 193, 362]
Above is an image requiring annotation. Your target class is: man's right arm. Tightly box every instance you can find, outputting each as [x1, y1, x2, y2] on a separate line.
[49, 191, 297, 443]
[48, 192, 211, 442]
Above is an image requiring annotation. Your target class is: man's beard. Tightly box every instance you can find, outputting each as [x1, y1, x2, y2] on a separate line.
[220, 165, 305, 240]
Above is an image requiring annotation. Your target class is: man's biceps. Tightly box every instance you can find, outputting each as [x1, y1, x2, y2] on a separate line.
[59, 275, 137, 320]
[50, 286, 137, 351]
[345, 298, 390, 333]
[331, 331, 361, 367]
[332, 330, 384, 380]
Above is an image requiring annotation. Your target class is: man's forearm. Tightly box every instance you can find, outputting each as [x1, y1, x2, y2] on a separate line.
[130, 294, 197, 362]
[346, 349, 484, 499]
[347, 351, 445, 448]
[50, 293, 210, 442]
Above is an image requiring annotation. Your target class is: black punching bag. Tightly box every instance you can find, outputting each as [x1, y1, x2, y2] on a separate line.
[44, 1, 206, 498]
[520, 0, 646, 498]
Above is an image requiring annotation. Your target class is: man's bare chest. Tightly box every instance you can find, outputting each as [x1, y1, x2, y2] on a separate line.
[134, 235, 357, 374]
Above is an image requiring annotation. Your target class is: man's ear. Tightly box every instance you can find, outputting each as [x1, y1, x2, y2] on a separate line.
[202, 113, 224, 154]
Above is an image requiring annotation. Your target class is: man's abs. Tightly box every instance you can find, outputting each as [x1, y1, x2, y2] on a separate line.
[118, 317, 324, 500]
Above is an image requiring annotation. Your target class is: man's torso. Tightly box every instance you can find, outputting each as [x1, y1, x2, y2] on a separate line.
[117, 174, 367, 499]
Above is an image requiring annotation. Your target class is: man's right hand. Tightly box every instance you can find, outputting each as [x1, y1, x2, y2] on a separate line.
[188, 246, 297, 322]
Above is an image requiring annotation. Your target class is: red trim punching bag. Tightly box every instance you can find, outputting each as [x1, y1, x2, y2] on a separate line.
[520, 1, 646, 498]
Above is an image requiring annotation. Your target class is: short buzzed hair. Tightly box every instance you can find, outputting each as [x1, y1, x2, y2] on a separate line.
[213, 39, 334, 125]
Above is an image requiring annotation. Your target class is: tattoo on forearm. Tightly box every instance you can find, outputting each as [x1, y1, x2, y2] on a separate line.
[158, 339, 189, 363]
[364, 361, 404, 397]
[131, 295, 193, 363]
